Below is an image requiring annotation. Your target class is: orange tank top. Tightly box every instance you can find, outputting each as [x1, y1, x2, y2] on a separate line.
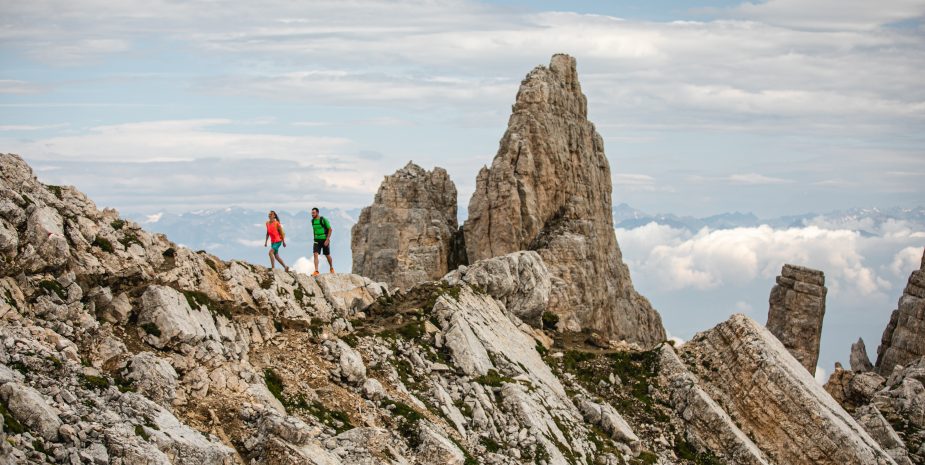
[267, 220, 282, 243]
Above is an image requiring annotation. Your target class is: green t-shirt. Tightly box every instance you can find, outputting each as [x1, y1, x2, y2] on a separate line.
[312, 216, 331, 240]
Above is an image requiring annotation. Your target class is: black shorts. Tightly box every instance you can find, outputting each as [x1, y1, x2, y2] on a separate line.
[313, 239, 330, 256]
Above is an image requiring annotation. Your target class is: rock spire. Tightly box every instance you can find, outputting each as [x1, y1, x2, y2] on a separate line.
[876, 248, 925, 376]
[766, 264, 827, 375]
[351, 161, 462, 291]
[462, 54, 665, 347]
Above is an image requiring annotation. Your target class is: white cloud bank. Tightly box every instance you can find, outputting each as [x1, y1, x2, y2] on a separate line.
[617, 222, 922, 299]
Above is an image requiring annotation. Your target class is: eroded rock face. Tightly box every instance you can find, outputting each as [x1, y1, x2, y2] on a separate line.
[853, 338, 875, 372]
[682, 314, 896, 465]
[462, 54, 665, 347]
[877, 249, 925, 377]
[766, 264, 827, 375]
[351, 162, 461, 291]
[442, 250, 550, 327]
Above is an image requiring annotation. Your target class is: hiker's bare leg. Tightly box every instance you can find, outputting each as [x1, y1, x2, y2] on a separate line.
[275, 252, 288, 271]
[313, 253, 320, 273]
[268, 249, 276, 269]
[326, 255, 333, 271]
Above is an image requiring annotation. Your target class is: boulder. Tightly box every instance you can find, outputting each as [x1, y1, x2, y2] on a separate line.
[124, 352, 179, 407]
[442, 250, 550, 327]
[766, 264, 827, 374]
[138, 285, 222, 350]
[877, 249, 925, 377]
[351, 162, 462, 291]
[462, 54, 665, 347]
[313, 274, 386, 316]
[0, 382, 62, 441]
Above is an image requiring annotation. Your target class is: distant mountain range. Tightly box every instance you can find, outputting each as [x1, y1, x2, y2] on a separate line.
[126, 205, 925, 273]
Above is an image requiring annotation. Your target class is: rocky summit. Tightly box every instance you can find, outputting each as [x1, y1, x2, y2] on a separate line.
[351, 162, 462, 291]
[766, 264, 827, 375]
[462, 54, 665, 348]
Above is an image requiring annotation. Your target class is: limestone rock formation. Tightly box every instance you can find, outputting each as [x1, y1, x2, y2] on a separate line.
[351, 162, 461, 291]
[877, 249, 925, 376]
[462, 54, 665, 347]
[442, 250, 550, 327]
[681, 314, 895, 465]
[853, 337, 875, 372]
[766, 264, 827, 374]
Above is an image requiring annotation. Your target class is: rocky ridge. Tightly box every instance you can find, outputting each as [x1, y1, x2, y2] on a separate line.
[462, 54, 665, 348]
[765, 264, 827, 374]
[351, 162, 462, 291]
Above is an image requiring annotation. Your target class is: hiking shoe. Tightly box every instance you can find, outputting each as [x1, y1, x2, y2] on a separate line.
[330, 268, 335, 274]
[312, 271, 320, 277]
[284, 266, 290, 272]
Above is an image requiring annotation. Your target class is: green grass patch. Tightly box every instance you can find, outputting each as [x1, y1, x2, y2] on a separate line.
[118, 232, 144, 249]
[3, 289, 18, 310]
[134, 424, 150, 441]
[264, 368, 285, 404]
[381, 399, 423, 446]
[286, 395, 353, 434]
[480, 436, 501, 453]
[81, 374, 110, 390]
[92, 236, 114, 253]
[38, 280, 67, 300]
[474, 369, 513, 387]
[1, 402, 25, 434]
[675, 437, 726, 465]
[632, 451, 659, 465]
[140, 322, 161, 337]
[110, 219, 126, 230]
[46, 185, 64, 199]
[542, 311, 559, 331]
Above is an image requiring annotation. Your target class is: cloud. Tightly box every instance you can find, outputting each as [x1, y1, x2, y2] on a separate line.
[2, 119, 353, 163]
[616, 222, 920, 297]
[0, 80, 47, 94]
[0, 123, 69, 131]
[730, 0, 925, 30]
[888, 246, 924, 278]
[814, 366, 828, 386]
[727, 173, 794, 185]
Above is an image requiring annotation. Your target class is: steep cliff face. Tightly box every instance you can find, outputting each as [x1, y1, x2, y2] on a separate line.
[766, 264, 827, 374]
[351, 162, 460, 291]
[877, 249, 925, 377]
[462, 54, 665, 348]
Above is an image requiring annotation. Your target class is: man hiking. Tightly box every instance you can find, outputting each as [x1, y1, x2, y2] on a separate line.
[264, 210, 289, 272]
[311, 207, 334, 276]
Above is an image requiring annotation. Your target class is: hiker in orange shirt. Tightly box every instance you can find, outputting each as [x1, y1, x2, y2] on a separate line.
[264, 210, 289, 272]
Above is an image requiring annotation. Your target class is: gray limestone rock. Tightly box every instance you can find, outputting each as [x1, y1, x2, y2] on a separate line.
[442, 250, 551, 327]
[854, 404, 914, 465]
[766, 264, 827, 374]
[853, 337, 875, 372]
[461, 54, 665, 348]
[683, 314, 896, 465]
[138, 285, 221, 350]
[0, 382, 62, 441]
[351, 162, 461, 291]
[877, 249, 925, 377]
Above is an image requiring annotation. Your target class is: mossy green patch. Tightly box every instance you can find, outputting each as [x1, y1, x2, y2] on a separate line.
[542, 311, 559, 331]
[474, 369, 513, 387]
[134, 424, 150, 441]
[91, 236, 114, 253]
[46, 185, 64, 199]
[182, 289, 232, 319]
[141, 322, 161, 337]
[381, 399, 423, 446]
[81, 374, 110, 390]
[38, 280, 67, 300]
[675, 437, 726, 465]
[118, 232, 144, 249]
[1, 402, 25, 434]
[110, 219, 126, 230]
[264, 368, 285, 404]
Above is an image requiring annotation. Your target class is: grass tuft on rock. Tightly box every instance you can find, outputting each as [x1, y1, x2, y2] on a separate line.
[92, 236, 114, 253]
[38, 280, 67, 300]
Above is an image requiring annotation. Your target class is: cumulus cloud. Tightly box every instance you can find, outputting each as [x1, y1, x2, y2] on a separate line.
[727, 173, 794, 185]
[617, 222, 920, 298]
[888, 246, 925, 278]
[814, 366, 828, 386]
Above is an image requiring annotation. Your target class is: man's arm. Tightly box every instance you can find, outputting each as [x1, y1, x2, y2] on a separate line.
[324, 220, 333, 246]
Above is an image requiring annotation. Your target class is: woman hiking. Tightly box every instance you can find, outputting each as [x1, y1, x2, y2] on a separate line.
[264, 210, 289, 272]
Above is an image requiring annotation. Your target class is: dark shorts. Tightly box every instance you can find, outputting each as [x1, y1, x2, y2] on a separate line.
[313, 239, 330, 256]
[270, 241, 282, 253]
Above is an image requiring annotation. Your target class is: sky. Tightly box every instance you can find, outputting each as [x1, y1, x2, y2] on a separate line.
[2, 0, 924, 376]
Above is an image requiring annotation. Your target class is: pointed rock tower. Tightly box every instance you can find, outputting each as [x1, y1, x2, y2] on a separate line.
[351, 162, 462, 291]
[463, 54, 665, 347]
[876, 248, 925, 376]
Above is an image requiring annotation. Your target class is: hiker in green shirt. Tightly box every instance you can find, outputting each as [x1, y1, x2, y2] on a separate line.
[310, 207, 334, 276]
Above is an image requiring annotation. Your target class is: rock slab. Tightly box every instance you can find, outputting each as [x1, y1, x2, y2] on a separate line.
[682, 314, 897, 465]
[766, 264, 827, 374]
[462, 54, 665, 347]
